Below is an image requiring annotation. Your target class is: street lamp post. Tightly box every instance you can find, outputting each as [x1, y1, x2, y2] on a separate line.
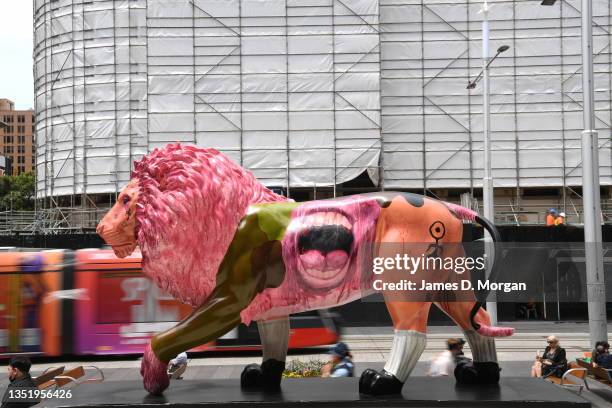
[579, 0, 608, 347]
[481, 2, 495, 325]
[539, 0, 606, 350]
[466, 0, 509, 325]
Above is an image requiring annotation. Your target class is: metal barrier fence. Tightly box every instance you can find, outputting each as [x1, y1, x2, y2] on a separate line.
[0, 198, 609, 234]
[0, 208, 109, 234]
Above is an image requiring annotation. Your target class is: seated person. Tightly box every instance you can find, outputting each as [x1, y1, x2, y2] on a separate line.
[592, 342, 612, 369]
[321, 342, 354, 378]
[531, 335, 567, 378]
[428, 338, 466, 377]
[2, 356, 39, 408]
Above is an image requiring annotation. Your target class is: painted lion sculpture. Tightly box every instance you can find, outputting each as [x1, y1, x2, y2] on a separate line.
[97, 144, 514, 396]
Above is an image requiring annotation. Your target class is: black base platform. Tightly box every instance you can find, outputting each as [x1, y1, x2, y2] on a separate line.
[47, 377, 590, 407]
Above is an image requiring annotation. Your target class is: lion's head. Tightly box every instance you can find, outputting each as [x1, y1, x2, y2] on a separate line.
[97, 144, 286, 306]
[96, 180, 139, 258]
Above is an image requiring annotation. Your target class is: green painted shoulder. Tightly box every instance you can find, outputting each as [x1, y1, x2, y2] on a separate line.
[248, 201, 300, 241]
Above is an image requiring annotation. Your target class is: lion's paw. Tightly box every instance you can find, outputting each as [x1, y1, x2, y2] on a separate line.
[141, 344, 169, 395]
[240, 363, 263, 388]
[454, 361, 500, 385]
[359, 369, 403, 395]
[240, 360, 284, 392]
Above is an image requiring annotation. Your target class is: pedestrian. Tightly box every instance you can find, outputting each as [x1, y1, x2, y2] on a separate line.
[167, 352, 188, 380]
[321, 342, 354, 378]
[554, 212, 566, 226]
[1, 356, 39, 408]
[428, 338, 466, 377]
[545, 208, 557, 226]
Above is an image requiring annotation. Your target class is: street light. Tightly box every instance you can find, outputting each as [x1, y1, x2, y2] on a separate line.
[465, 0, 512, 326]
[466, 45, 510, 90]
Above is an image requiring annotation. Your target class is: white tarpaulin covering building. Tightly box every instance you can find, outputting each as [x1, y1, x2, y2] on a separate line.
[34, 0, 611, 199]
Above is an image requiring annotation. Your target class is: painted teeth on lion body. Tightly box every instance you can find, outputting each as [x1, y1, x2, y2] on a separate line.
[298, 212, 352, 230]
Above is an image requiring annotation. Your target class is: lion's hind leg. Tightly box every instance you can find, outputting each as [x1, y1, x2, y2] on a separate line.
[241, 316, 289, 391]
[359, 301, 429, 395]
[435, 301, 510, 384]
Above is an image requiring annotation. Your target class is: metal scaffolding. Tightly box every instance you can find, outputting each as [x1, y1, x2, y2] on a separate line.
[34, 0, 382, 204]
[32, 0, 611, 231]
[379, 0, 611, 194]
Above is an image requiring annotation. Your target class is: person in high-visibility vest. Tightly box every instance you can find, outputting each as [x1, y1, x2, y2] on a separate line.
[555, 212, 566, 226]
[546, 208, 557, 226]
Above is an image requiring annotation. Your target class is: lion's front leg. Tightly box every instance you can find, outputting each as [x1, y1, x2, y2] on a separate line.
[241, 316, 289, 391]
[142, 286, 247, 395]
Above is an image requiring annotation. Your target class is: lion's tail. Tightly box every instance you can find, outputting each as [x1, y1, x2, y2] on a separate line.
[445, 202, 513, 337]
[470, 213, 513, 335]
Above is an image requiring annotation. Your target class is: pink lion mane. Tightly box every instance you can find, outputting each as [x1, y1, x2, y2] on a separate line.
[133, 143, 286, 307]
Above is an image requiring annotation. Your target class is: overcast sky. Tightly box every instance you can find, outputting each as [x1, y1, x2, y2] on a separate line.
[0, 1, 34, 110]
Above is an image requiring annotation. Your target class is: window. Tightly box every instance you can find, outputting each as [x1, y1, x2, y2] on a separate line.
[18, 135, 25, 144]
[17, 156, 24, 164]
[4, 126, 13, 135]
[17, 146, 24, 154]
[17, 126, 24, 134]
[4, 146, 13, 154]
[17, 115, 25, 123]
[3, 136, 13, 144]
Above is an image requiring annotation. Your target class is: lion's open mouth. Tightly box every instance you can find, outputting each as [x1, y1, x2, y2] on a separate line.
[296, 211, 354, 289]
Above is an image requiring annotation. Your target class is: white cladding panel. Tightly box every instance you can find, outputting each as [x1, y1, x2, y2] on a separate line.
[34, 0, 611, 198]
[380, 0, 611, 189]
[35, 0, 381, 197]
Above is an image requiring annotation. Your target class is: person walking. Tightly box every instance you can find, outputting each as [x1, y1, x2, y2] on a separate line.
[428, 338, 466, 377]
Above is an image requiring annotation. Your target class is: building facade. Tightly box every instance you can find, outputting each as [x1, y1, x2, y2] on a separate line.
[0, 99, 35, 176]
[33, 0, 611, 222]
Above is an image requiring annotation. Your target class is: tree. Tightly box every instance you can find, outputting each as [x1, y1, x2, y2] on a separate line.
[0, 172, 35, 211]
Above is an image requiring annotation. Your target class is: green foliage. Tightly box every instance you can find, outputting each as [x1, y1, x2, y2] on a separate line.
[282, 359, 326, 378]
[0, 172, 35, 211]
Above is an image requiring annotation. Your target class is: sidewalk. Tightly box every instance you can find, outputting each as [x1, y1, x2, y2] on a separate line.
[342, 321, 611, 363]
[344, 321, 611, 335]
